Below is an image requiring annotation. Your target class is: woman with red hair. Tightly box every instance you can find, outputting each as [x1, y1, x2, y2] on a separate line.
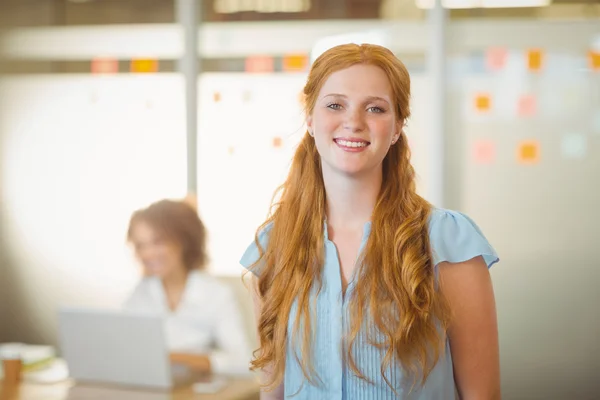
[241, 44, 500, 399]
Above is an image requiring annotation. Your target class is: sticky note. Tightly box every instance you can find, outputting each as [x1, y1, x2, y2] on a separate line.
[589, 51, 600, 71]
[485, 47, 507, 71]
[272, 137, 283, 148]
[527, 49, 543, 72]
[213, 92, 221, 103]
[518, 94, 536, 117]
[130, 59, 158, 73]
[473, 140, 496, 165]
[283, 54, 308, 72]
[91, 57, 118, 74]
[245, 56, 274, 73]
[517, 140, 540, 164]
[474, 93, 492, 112]
[561, 133, 586, 159]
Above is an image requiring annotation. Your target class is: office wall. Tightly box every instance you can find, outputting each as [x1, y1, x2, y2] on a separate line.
[447, 52, 600, 399]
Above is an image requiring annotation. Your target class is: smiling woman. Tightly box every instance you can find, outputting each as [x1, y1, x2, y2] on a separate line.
[307, 64, 401, 177]
[240, 43, 500, 400]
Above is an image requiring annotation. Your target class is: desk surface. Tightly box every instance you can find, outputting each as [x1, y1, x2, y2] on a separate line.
[0, 378, 260, 400]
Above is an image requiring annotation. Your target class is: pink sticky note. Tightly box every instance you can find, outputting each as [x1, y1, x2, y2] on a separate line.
[485, 47, 507, 71]
[473, 140, 496, 165]
[518, 94, 536, 117]
[245, 56, 274, 73]
[91, 57, 118, 74]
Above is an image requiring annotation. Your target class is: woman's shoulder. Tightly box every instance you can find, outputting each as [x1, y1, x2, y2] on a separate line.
[427, 208, 499, 268]
[239, 221, 274, 274]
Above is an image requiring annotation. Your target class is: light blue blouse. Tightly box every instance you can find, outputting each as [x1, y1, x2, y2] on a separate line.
[240, 208, 499, 400]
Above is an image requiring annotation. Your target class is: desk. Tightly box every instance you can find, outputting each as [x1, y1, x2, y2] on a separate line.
[0, 378, 260, 400]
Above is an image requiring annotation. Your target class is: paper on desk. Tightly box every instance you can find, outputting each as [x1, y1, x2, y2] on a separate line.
[0, 343, 55, 365]
[22, 358, 69, 384]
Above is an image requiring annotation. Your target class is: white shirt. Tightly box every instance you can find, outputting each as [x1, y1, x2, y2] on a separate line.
[123, 271, 252, 375]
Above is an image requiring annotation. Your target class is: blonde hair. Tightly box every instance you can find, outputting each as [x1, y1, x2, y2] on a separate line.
[249, 43, 449, 392]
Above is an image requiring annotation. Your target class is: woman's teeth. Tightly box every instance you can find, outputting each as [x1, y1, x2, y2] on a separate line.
[336, 139, 368, 148]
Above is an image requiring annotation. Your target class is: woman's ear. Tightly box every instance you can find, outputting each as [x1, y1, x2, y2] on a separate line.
[306, 116, 313, 136]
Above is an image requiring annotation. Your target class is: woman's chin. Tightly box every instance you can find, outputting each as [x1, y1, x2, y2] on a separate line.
[143, 268, 164, 277]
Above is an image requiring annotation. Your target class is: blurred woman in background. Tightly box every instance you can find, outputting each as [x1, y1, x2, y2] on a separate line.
[124, 199, 252, 376]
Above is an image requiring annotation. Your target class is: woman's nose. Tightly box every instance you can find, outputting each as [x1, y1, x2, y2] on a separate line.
[343, 108, 366, 133]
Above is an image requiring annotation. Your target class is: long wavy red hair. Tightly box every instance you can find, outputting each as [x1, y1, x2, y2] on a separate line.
[248, 43, 449, 392]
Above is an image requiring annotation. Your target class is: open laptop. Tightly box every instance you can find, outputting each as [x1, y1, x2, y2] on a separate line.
[57, 307, 195, 390]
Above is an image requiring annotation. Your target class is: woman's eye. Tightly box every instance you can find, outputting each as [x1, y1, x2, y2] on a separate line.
[327, 103, 342, 110]
[368, 106, 385, 113]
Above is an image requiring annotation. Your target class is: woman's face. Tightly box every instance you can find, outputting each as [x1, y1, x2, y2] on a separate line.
[307, 64, 400, 178]
[129, 220, 185, 279]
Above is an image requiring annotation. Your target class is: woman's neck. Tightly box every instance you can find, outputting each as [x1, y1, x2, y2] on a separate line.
[322, 167, 382, 232]
[161, 267, 189, 311]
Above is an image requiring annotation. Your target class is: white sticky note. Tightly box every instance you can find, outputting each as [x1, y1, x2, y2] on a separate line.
[561, 133, 587, 159]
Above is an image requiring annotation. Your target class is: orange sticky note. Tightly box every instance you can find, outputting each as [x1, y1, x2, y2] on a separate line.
[245, 56, 274, 73]
[527, 49, 543, 72]
[130, 59, 158, 73]
[474, 93, 492, 112]
[91, 57, 118, 74]
[589, 51, 600, 71]
[518, 94, 536, 117]
[473, 140, 496, 165]
[517, 140, 540, 164]
[213, 91, 221, 103]
[485, 47, 507, 71]
[283, 54, 308, 72]
[272, 137, 283, 148]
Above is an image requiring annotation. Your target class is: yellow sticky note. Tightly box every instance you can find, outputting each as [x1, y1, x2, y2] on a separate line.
[283, 54, 308, 72]
[474, 93, 492, 112]
[527, 49, 543, 72]
[589, 51, 600, 71]
[517, 140, 540, 165]
[131, 59, 158, 73]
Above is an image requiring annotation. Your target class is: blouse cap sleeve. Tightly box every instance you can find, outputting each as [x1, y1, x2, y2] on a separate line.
[429, 209, 499, 269]
[239, 222, 273, 276]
